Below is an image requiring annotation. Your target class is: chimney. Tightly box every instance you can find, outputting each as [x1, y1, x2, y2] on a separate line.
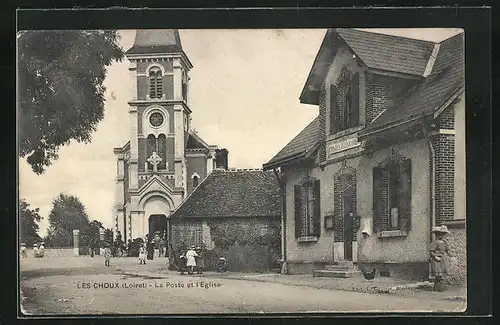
[215, 149, 229, 170]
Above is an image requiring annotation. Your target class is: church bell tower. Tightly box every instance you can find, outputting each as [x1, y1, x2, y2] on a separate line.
[125, 29, 193, 191]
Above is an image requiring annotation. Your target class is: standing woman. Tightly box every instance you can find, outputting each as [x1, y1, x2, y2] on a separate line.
[185, 245, 199, 275]
[195, 246, 204, 274]
[429, 225, 452, 292]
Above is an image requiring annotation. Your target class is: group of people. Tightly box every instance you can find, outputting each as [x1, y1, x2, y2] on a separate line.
[20, 242, 45, 258]
[137, 233, 168, 265]
[178, 245, 204, 275]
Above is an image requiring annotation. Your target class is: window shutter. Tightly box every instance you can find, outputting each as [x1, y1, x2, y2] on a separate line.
[372, 166, 383, 233]
[329, 85, 338, 135]
[312, 179, 321, 237]
[294, 185, 302, 238]
[399, 159, 412, 231]
[351, 73, 360, 127]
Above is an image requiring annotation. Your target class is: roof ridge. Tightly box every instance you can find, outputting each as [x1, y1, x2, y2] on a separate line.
[346, 28, 438, 44]
[226, 168, 264, 172]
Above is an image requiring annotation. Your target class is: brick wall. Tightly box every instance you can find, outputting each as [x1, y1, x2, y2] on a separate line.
[437, 106, 455, 130]
[432, 134, 455, 225]
[186, 155, 207, 195]
[365, 73, 417, 124]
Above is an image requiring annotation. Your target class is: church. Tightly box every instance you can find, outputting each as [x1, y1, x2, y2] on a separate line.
[113, 29, 228, 243]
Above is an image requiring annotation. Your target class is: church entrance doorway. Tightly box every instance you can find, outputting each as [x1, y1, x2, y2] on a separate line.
[149, 214, 167, 239]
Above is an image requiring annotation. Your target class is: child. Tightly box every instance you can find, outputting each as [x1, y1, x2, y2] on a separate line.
[429, 225, 452, 292]
[38, 242, 45, 258]
[104, 243, 111, 267]
[139, 244, 146, 265]
[20, 243, 27, 258]
[178, 251, 187, 275]
[33, 244, 38, 258]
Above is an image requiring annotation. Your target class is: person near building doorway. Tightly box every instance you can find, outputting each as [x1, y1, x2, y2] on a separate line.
[429, 225, 452, 292]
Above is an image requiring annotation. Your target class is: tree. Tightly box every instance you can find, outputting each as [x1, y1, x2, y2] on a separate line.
[18, 30, 124, 174]
[80, 220, 103, 248]
[19, 199, 43, 246]
[45, 194, 90, 247]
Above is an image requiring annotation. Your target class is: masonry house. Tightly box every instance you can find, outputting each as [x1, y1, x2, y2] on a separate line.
[113, 29, 228, 244]
[169, 168, 282, 272]
[263, 29, 465, 282]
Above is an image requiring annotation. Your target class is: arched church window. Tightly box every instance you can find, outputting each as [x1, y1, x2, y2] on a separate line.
[149, 67, 163, 99]
[158, 134, 167, 170]
[147, 134, 156, 170]
[193, 175, 199, 188]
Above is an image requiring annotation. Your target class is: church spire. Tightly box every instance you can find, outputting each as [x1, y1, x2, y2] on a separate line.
[125, 29, 184, 55]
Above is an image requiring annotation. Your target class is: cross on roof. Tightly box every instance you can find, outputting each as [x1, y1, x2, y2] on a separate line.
[147, 152, 162, 172]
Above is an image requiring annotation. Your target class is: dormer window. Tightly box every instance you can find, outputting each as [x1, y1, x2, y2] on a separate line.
[149, 67, 163, 99]
[330, 68, 360, 135]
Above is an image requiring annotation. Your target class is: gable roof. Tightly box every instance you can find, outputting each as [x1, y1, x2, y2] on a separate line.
[336, 29, 436, 76]
[170, 169, 280, 219]
[263, 116, 320, 170]
[300, 29, 436, 105]
[125, 29, 183, 55]
[359, 32, 464, 138]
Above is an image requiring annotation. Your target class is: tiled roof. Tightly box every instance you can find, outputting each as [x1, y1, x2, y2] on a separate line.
[170, 169, 280, 218]
[125, 29, 183, 55]
[263, 116, 320, 169]
[360, 32, 464, 136]
[337, 29, 436, 76]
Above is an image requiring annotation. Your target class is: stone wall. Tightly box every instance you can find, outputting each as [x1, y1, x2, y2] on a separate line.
[443, 223, 466, 286]
[23, 248, 75, 258]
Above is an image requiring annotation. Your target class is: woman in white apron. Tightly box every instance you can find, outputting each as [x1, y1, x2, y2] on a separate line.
[185, 245, 199, 275]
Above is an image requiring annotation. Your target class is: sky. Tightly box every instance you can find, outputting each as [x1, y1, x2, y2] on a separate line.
[18, 28, 463, 236]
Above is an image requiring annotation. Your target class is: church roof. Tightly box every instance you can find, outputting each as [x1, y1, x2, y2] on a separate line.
[185, 131, 210, 151]
[125, 29, 183, 55]
[170, 169, 280, 219]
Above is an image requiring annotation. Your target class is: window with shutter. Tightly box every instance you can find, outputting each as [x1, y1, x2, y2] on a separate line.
[312, 179, 321, 237]
[294, 185, 302, 238]
[399, 159, 412, 231]
[372, 166, 383, 233]
[350, 73, 360, 127]
[329, 85, 338, 135]
[374, 158, 412, 235]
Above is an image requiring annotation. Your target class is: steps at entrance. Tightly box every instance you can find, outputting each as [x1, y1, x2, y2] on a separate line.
[313, 261, 361, 278]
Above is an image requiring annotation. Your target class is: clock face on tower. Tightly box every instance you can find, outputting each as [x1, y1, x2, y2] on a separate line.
[149, 112, 164, 127]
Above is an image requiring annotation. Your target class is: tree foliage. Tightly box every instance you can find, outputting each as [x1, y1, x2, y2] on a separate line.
[45, 193, 90, 247]
[19, 199, 43, 246]
[18, 30, 124, 174]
